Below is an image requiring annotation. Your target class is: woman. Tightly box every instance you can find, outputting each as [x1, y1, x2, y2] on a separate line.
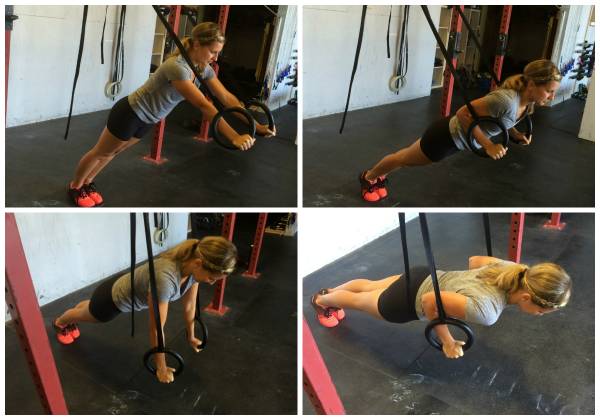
[311, 256, 571, 359]
[53, 237, 237, 384]
[359, 59, 562, 202]
[68, 22, 276, 207]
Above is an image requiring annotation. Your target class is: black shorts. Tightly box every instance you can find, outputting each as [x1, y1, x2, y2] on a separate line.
[88, 276, 122, 323]
[106, 96, 154, 141]
[377, 265, 432, 324]
[419, 117, 460, 162]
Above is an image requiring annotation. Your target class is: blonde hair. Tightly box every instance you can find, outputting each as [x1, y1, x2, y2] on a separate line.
[168, 22, 225, 60]
[501, 59, 562, 92]
[478, 262, 571, 309]
[161, 237, 237, 275]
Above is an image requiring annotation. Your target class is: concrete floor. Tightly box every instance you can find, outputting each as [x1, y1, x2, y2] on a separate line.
[5, 103, 297, 207]
[303, 92, 594, 207]
[303, 213, 594, 414]
[6, 214, 298, 414]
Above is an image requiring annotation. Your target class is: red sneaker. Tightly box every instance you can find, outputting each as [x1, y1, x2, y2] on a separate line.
[311, 293, 339, 328]
[68, 185, 95, 208]
[375, 176, 388, 199]
[67, 324, 81, 339]
[332, 308, 346, 321]
[83, 182, 104, 206]
[359, 171, 380, 202]
[53, 319, 74, 345]
[318, 289, 346, 321]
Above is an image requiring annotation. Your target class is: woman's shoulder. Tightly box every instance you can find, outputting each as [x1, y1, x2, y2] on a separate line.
[154, 257, 180, 278]
[158, 55, 192, 74]
[486, 87, 519, 103]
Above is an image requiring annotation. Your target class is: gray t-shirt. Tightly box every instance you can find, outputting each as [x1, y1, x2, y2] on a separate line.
[128, 55, 216, 124]
[414, 265, 508, 326]
[448, 88, 528, 151]
[111, 257, 197, 312]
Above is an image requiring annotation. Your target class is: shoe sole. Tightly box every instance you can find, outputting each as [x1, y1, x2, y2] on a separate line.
[67, 185, 95, 208]
[317, 314, 339, 328]
[359, 174, 382, 202]
[53, 318, 74, 344]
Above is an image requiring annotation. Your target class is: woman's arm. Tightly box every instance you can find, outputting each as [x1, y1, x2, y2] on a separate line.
[421, 291, 468, 358]
[181, 283, 199, 340]
[455, 98, 506, 159]
[205, 78, 276, 137]
[468, 256, 506, 270]
[508, 127, 532, 145]
[147, 293, 170, 373]
[172, 79, 253, 149]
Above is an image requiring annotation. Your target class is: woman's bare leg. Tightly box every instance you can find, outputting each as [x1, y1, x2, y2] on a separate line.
[69, 128, 130, 190]
[364, 139, 432, 181]
[55, 300, 99, 326]
[84, 136, 141, 184]
[314, 275, 403, 319]
[331, 274, 401, 293]
[315, 289, 385, 319]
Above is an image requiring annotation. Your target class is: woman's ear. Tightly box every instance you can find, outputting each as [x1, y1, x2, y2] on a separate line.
[527, 79, 536, 91]
[520, 292, 532, 303]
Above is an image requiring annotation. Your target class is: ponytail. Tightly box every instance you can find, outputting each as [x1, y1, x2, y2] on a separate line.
[501, 59, 562, 92]
[161, 237, 237, 275]
[479, 262, 571, 309]
[501, 74, 527, 92]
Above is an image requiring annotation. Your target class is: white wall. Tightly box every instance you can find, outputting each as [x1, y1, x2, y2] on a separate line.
[266, 6, 298, 111]
[7, 5, 155, 127]
[549, 5, 595, 105]
[300, 210, 417, 277]
[13, 213, 189, 307]
[303, 5, 440, 119]
[579, 70, 594, 141]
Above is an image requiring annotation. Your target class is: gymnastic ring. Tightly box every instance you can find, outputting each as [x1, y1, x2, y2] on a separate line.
[191, 315, 208, 352]
[245, 99, 275, 134]
[388, 75, 406, 93]
[143, 347, 185, 376]
[510, 113, 533, 145]
[209, 106, 256, 150]
[424, 317, 474, 352]
[104, 81, 122, 100]
[467, 116, 509, 158]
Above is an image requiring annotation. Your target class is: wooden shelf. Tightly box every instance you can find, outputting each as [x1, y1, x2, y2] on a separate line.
[432, 6, 452, 88]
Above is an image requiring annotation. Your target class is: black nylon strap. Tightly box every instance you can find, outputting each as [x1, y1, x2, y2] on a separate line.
[113, 6, 126, 85]
[397, 6, 409, 77]
[64, 5, 88, 140]
[418, 214, 447, 320]
[130, 213, 136, 337]
[101, 6, 108, 64]
[144, 213, 166, 351]
[386, 6, 392, 59]
[483, 213, 493, 257]
[339, 5, 367, 134]
[398, 213, 410, 297]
